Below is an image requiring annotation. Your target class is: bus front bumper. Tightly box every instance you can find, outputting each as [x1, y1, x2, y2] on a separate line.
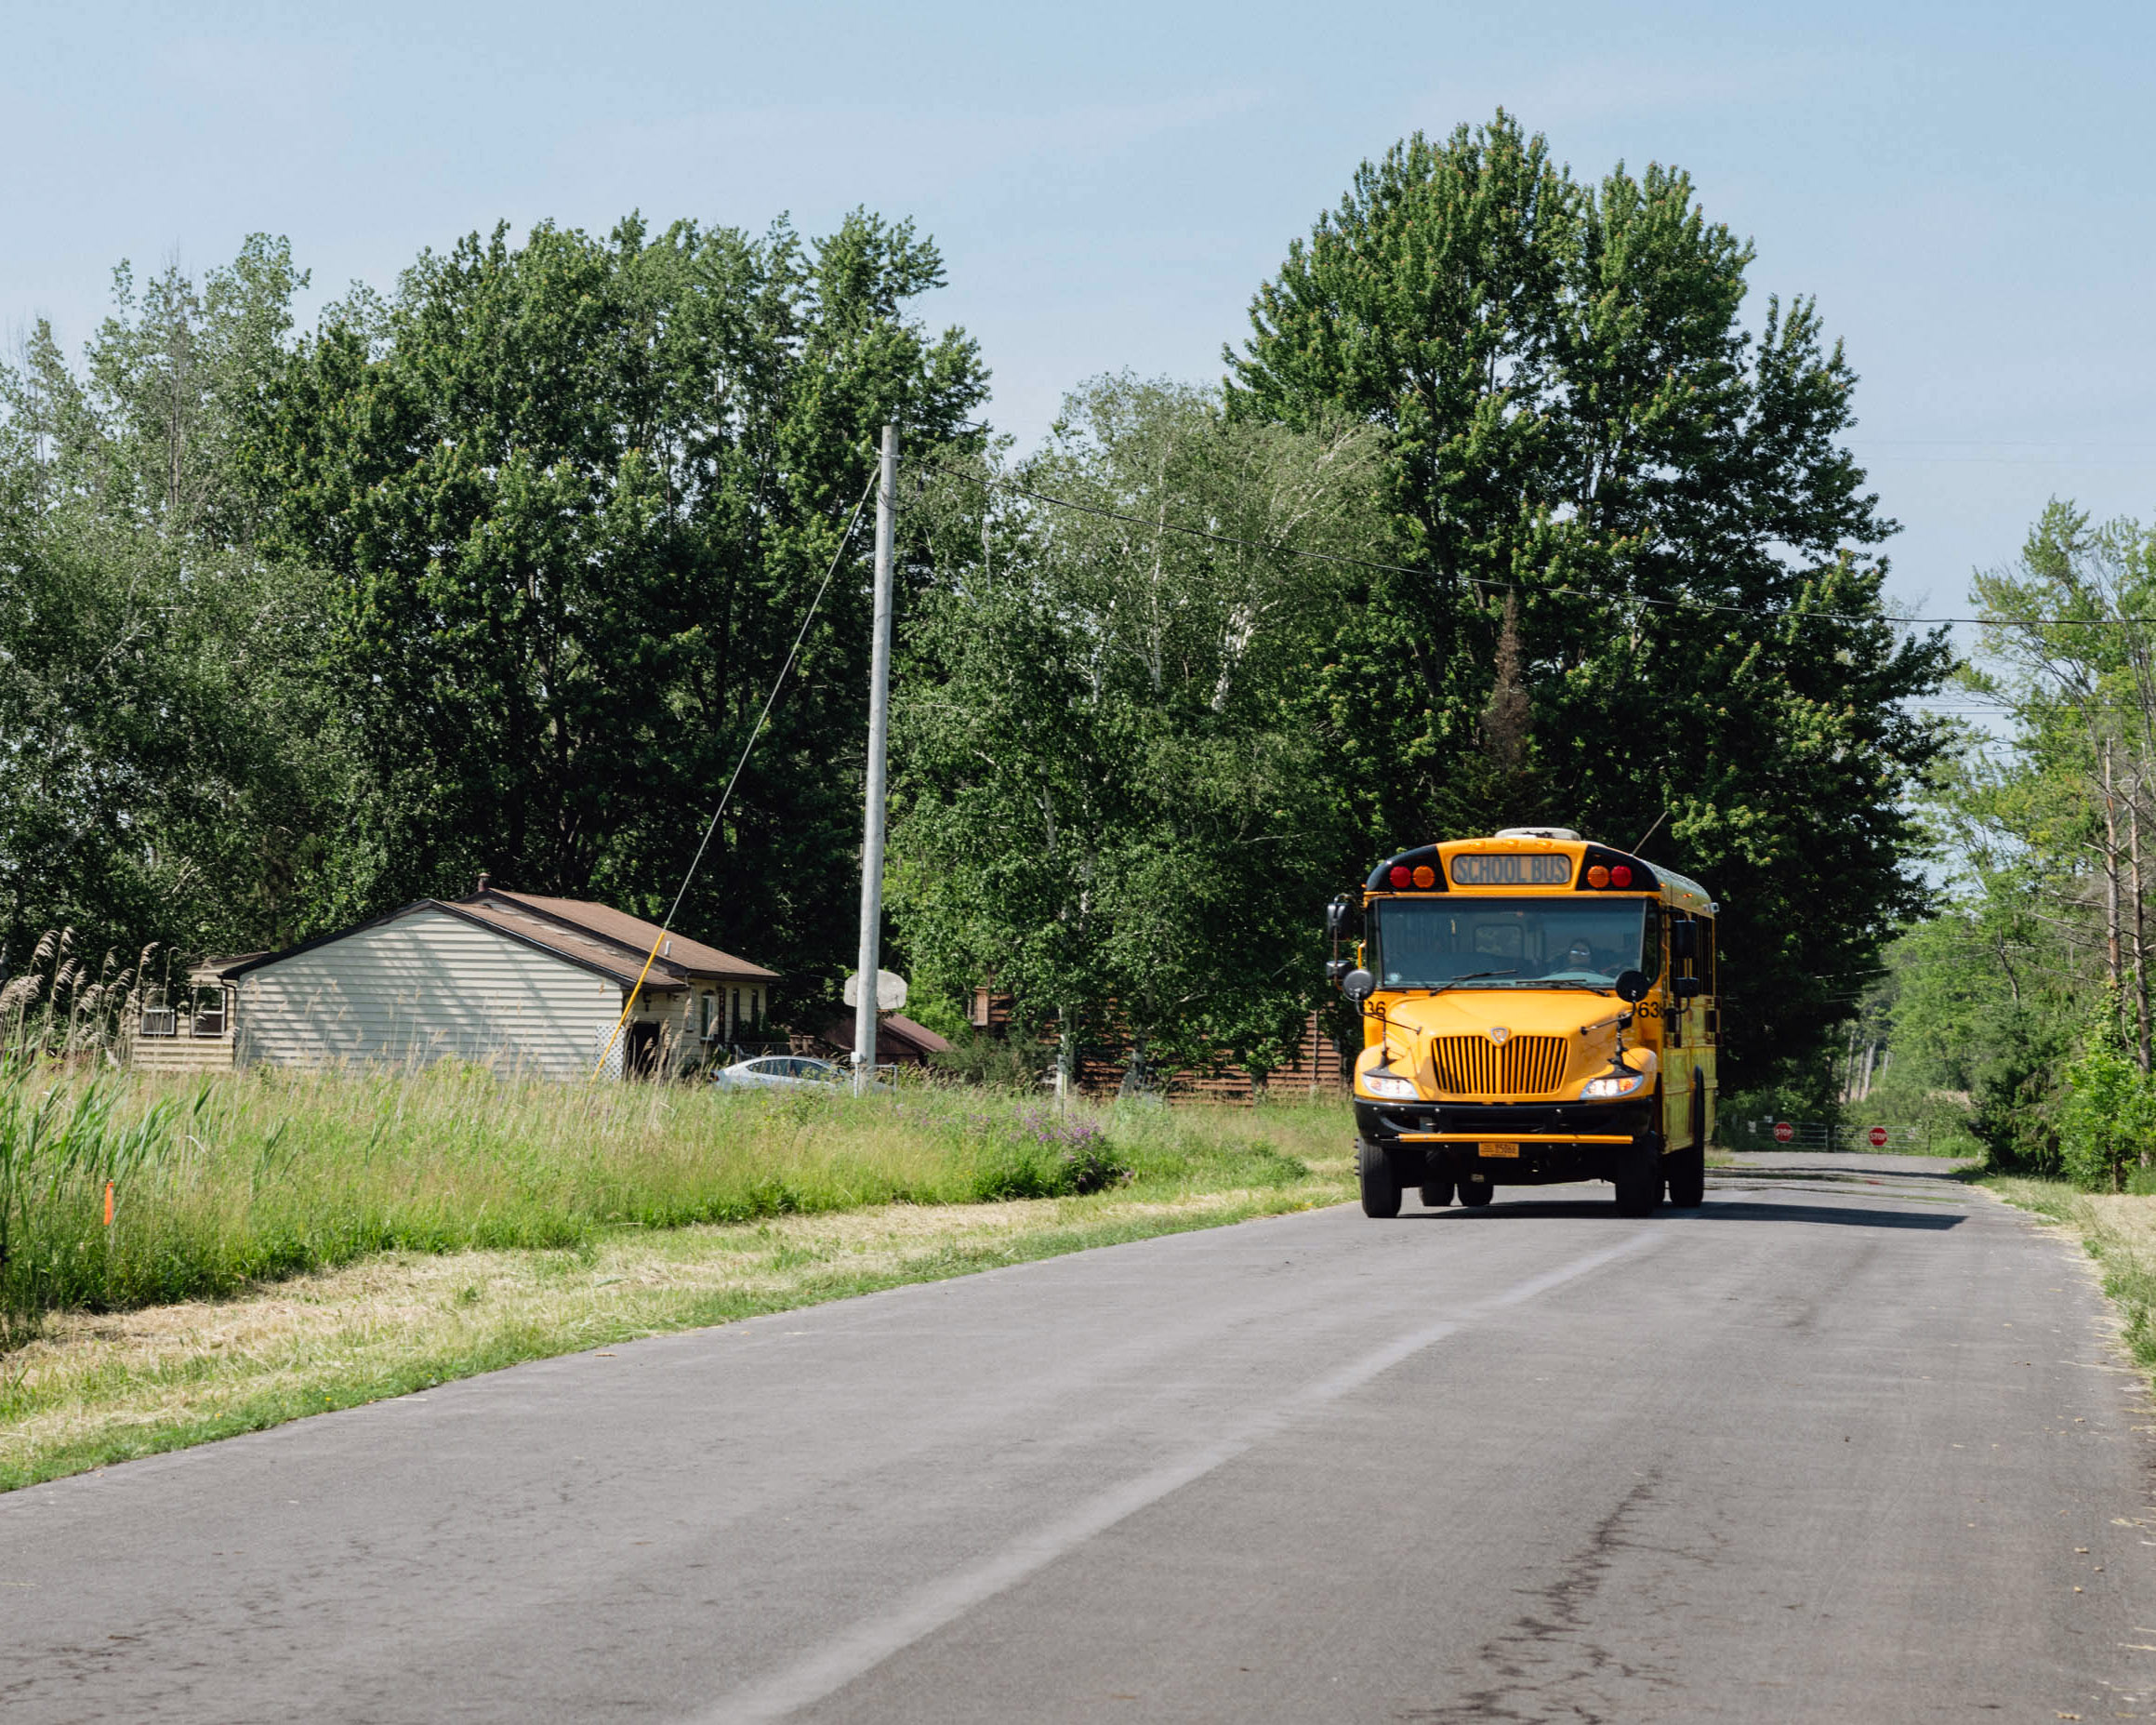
[1354, 1098, 1657, 1184]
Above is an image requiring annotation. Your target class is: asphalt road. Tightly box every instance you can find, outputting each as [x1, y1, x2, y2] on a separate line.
[6, 1153, 2155, 1722]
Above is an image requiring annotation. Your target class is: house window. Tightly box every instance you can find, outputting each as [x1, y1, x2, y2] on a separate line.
[699, 993, 712, 1039]
[192, 986, 227, 1038]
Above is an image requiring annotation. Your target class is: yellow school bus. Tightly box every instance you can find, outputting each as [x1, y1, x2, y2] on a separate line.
[1328, 828, 1717, 1217]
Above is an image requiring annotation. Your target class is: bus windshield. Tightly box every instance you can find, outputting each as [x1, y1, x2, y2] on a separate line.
[1372, 897, 1652, 990]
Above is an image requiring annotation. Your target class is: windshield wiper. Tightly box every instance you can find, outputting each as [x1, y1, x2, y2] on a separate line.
[1430, 969, 1516, 993]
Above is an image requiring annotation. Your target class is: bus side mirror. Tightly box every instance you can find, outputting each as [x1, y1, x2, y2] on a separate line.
[1673, 976, 1703, 999]
[1342, 968, 1376, 1004]
[1325, 896, 1355, 942]
[1613, 968, 1650, 1004]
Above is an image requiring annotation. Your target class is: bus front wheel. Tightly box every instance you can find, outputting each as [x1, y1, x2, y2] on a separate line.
[1357, 1140, 1403, 1218]
[1613, 1136, 1664, 1217]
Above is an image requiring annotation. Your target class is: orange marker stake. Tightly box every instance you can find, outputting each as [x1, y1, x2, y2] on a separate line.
[104, 1181, 113, 1227]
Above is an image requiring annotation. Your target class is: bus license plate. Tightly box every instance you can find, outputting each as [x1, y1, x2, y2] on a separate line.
[1478, 1141, 1520, 1158]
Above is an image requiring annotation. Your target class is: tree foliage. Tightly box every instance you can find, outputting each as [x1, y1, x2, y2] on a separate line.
[0, 213, 988, 1019]
[261, 212, 987, 987]
[890, 377, 1382, 1088]
[2058, 998, 2152, 1191]
[1862, 502, 2156, 1176]
[0, 238, 337, 987]
[1225, 112, 1951, 1086]
[1, 142, 1961, 1086]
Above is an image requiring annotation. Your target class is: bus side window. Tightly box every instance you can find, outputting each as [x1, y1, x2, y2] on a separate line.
[1700, 916, 1716, 997]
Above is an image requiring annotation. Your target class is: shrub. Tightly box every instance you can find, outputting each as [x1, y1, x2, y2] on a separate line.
[927, 1028, 1054, 1092]
[965, 1105, 1133, 1198]
[2059, 1002, 2156, 1192]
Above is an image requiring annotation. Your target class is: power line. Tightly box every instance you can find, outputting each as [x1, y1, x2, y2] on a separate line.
[1849, 438, 2156, 450]
[918, 458, 2156, 632]
[1860, 457, 2156, 468]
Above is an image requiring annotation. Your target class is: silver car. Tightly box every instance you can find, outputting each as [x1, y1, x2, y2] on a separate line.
[710, 1055, 887, 1093]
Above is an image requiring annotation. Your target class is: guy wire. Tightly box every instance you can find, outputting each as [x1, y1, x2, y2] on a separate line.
[589, 465, 881, 1083]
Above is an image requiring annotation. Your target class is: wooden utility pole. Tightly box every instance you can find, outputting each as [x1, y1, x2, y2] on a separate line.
[2105, 744, 2124, 1015]
[2135, 782, 2152, 1074]
[852, 426, 897, 1093]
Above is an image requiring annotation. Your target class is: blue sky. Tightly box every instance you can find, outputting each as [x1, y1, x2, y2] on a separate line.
[5, 0, 2152, 665]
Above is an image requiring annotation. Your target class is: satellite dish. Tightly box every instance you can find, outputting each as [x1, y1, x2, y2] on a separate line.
[841, 970, 908, 1012]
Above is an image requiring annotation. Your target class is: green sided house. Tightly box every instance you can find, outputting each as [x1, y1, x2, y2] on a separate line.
[130, 880, 777, 1081]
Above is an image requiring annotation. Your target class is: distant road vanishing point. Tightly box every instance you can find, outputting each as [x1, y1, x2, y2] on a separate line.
[3, 1153, 2149, 1722]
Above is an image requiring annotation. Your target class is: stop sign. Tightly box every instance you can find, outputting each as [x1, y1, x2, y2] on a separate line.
[1868, 1125, 1889, 1148]
[1772, 1121, 1793, 1144]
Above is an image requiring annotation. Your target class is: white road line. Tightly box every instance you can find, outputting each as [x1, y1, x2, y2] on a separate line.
[693, 1227, 1664, 1724]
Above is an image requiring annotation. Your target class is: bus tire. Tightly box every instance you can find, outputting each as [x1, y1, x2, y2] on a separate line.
[1613, 1136, 1664, 1217]
[1421, 1179, 1456, 1208]
[1357, 1140, 1403, 1218]
[1668, 1088, 1708, 1208]
[1458, 1179, 1494, 1208]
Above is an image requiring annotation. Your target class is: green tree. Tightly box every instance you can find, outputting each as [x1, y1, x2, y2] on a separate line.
[1871, 499, 2156, 1174]
[0, 238, 339, 993]
[1806, 500, 2156, 1176]
[1964, 501, 2156, 1061]
[1812, 903, 2073, 1170]
[891, 376, 1383, 1092]
[263, 212, 988, 994]
[2060, 996, 2153, 1191]
[1225, 112, 1951, 1089]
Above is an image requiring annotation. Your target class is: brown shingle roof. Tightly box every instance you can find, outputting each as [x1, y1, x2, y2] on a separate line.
[466, 890, 779, 985]
[444, 900, 680, 990]
[820, 1013, 952, 1059]
[218, 891, 779, 997]
[217, 900, 682, 991]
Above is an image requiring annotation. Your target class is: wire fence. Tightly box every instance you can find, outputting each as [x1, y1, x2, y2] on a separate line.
[1726, 1119, 1941, 1153]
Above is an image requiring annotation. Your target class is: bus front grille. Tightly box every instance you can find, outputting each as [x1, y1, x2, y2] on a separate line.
[1430, 1035, 1568, 1098]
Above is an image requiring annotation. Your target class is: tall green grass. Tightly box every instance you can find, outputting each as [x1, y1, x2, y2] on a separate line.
[0, 1063, 1343, 1334]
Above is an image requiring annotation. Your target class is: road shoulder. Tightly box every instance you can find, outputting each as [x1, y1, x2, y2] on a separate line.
[1985, 1175, 2156, 1387]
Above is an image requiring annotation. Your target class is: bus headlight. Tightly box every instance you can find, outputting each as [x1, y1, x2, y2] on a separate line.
[1581, 1068, 1649, 1099]
[1361, 1071, 1419, 1100]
